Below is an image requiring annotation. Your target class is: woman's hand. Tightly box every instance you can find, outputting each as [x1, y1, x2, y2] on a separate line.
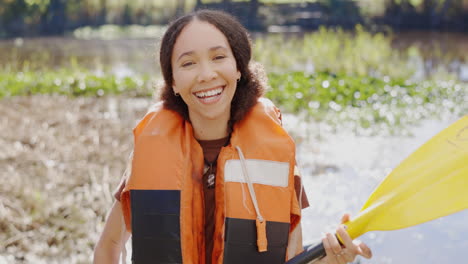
[321, 213, 372, 264]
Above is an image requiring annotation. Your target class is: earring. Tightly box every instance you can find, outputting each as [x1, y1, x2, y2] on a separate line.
[174, 90, 180, 96]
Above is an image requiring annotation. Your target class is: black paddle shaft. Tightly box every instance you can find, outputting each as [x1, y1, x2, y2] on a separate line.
[285, 241, 326, 264]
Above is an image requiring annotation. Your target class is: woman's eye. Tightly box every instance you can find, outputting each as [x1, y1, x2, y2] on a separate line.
[181, 62, 194, 67]
[214, 55, 226, 60]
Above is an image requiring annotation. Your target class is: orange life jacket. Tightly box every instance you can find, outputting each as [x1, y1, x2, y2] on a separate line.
[121, 98, 302, 264]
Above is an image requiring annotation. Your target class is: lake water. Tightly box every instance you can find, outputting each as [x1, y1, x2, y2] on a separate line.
[283, 115, 468, 264]
[0, 37, 159, 78]
[1, 31, 467, 81]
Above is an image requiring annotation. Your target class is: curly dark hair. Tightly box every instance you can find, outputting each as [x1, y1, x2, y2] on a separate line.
[159, 9, 267, 130]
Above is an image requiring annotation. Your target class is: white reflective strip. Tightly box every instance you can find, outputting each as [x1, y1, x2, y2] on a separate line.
[224, 159, 289, 187]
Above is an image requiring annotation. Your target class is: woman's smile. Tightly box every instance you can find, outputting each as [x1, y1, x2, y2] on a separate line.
[193, 85, 225, 104]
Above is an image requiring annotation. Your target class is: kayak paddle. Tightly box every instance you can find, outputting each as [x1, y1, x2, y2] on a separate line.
[286, 116, 468, 264]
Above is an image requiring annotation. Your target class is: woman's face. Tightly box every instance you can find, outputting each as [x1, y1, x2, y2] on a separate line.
[171, 20, 240, 124]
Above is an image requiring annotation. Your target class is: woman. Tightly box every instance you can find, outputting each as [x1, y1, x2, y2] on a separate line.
[94, 9, 372, 264]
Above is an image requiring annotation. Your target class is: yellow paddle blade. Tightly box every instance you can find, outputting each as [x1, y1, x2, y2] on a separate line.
[345, 115, 468, 239]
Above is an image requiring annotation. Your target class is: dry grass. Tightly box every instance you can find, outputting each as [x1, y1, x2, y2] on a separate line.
[0, 95, 152, 263]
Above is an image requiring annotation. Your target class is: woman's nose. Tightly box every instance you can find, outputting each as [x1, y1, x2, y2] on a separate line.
[197, 62, 218, 82]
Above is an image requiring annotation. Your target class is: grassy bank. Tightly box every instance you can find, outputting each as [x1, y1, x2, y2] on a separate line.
[267, 71, 467, 130]
[1, 67, 466, 132]
[0, 69, 152, 98]
[0, 96, 147, 263]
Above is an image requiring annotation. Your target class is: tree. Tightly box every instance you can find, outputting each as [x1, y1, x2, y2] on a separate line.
[40, 0, 67, 35]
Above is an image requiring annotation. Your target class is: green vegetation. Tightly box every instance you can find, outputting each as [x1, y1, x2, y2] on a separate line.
[255, 26, 414, 79]
[267, 71, 466, 130]
[1, 67, 465, 132]
[1, 26, 466, 131]
[0, 68, 152, 98]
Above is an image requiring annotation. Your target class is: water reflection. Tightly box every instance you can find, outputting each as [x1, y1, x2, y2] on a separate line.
[391, 31, 468, 81]
[360, 211, 468, 264]
[0, 32, 467, 81]
[0, 37, 161, 76]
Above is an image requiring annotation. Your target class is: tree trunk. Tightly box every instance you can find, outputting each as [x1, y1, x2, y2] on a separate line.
[439, 0, 452, 17]
[41, 0, 66, 35]
[221, 0, 231, 10]
[248, 0, 259, 30]
[99, 0, 107, 25]
[423, 0, 437, 14]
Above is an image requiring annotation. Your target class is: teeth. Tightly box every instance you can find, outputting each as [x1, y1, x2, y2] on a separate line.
[195, 87, 223, 98]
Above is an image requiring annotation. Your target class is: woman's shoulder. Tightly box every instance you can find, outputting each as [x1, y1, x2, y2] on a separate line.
[252, 97, 283, 125]
[133, 101, 184, 137]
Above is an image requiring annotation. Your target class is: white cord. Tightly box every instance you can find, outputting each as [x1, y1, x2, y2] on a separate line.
[235, 146, 264, 222]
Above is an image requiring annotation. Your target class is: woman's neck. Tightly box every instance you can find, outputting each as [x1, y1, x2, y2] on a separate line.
[189, 115, 230, 140]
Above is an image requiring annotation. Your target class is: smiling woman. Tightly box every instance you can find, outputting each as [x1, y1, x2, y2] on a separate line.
[93, 9, 371, 264]
[158, 10, 266, 138]
[170, 20, 241, 140]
